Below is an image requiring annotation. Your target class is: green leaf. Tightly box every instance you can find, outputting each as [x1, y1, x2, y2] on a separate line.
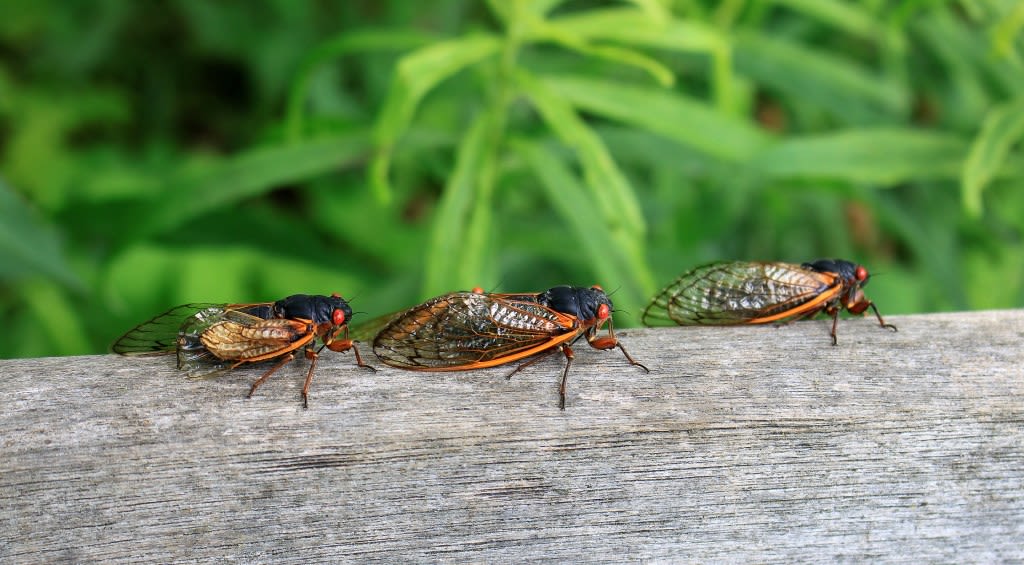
[625, 0, 671, 22]
[992, 2, 1024, 66]
[735, 31, 909, 120]
[487, 0, 571, 26]
[516, 139, 650, 324]
[422, 112, 500, 297]
[913, 11, 995, 128]
[139, 132, 371, 239]
[768, 0, 887, 42]
[516, 70, 647, 242]
[551, 7, 726, 53]
[285, 29, 435, 142]
[370, 33, 502, 204]
[750, 128, 968, 183]
[548, 8, 738, 114]
[523, 15, 675, 87]
[543, 74, 770, 161]
[0, 179, 83, 289]
[22, 281, 91, 355]
[962, 97, 1024, 217]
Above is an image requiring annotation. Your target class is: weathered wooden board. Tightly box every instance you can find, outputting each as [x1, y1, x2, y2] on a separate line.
[1, 310, 1022, 563]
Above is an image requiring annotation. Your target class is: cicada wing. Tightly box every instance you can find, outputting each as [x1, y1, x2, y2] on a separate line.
[112, 304, 226, 356]
[643, 261, 840, 326]
[372, 292, 577, 370]
[114, 301, 281, 373]
[201, 317, 314, 358]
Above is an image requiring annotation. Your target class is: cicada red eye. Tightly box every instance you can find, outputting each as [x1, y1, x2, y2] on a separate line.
[597, 303, 610, 320]
[332, 308, 346, 326]
[472, 286, 484, 294]
[854, 266, 868, 282]
[591, 284, 604, 292]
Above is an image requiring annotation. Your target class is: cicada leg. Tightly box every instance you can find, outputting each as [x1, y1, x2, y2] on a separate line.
[247, 352, 298, 401]
[587, 321, 650, 373]
[300, 346, 322, 409]
[557, 345, 575, 411]
[828, 307, 841, 346]
[325, 326, 377, 372]
[868, 302, 898, 333]
[504, 346, 565, 382]
[502, 345, 575, 409]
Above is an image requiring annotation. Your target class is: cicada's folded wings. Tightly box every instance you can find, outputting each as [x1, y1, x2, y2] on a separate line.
[114, 302, 282, 372]
[372, 292, 578, 370]
[112, 304, 225, 356]
[643, 261, 839, 326]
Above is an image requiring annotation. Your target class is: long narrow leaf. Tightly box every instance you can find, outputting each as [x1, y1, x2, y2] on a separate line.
[543, 74, 769, 162]
[516, 139, 649, 323]
[523, 16, 675, 87]
[370, 34, 502, 204]
[0, 179, 83, 290]
[769, 0, 887, 42]
[735, 31, 909, 120]
[548, 8, 737, 114]
[140, 132, 371, 239]
[285, 29, 435, 142]
[962, 97, 1024, 217]
[422, 113, 499, 297]
[551, 7, 725, 53]
[516, 69, 647, 242]
[750, 128, 968, 183]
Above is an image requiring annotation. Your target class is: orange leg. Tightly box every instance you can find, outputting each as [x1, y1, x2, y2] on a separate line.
[829, 308, 841, 346]
[589, 334, 650, 373]
[504, 346, 564, 382]
[869, 302, 898, 333]
[557, 345, 576, 410]
[327, 339, 377, 372]
[503, 345, 575, 409]
[247, 352, 297, 400]
[301, 347, 320, 409]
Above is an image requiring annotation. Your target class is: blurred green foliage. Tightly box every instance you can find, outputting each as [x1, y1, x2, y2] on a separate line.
[1, 0, 1022, 358]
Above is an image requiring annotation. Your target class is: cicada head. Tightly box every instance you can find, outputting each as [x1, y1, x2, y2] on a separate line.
[804, 259, 877, 314]
[537, 285, 613, 324]
[273, 294, 353, 327]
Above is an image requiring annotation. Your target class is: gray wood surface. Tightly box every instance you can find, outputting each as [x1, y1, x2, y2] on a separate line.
[1, 310, 1022, 563]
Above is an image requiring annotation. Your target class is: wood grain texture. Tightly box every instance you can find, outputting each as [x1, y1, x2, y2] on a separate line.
[1, 310, 1022, 563]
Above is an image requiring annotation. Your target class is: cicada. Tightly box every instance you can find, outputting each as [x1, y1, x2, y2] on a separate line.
[371, 285, 649, 409]
[113, 293, 374, 406]
[642, 259, 897, 345]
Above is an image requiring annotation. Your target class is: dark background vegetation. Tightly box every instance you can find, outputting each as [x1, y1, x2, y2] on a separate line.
[1, 0, 1022, 358]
